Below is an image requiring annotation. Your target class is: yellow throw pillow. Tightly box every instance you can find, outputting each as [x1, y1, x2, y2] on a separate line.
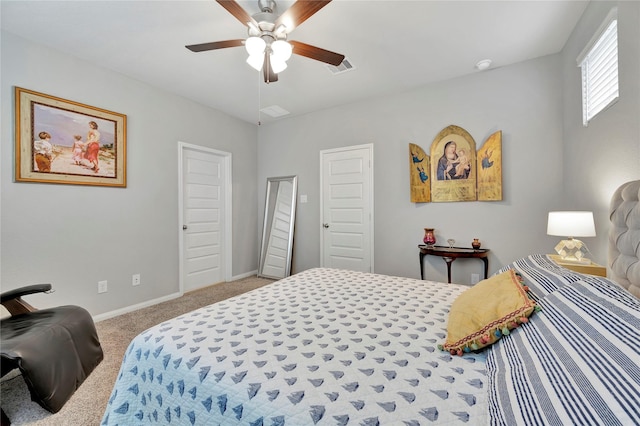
[440, 269, 539, 356]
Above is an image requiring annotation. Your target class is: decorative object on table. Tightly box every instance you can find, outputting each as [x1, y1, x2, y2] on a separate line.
[547, 211, 596, 264]
[472, 238, 482, 249]
[14, 87, 127, 187]
[423, 228, 436, 246]
[447, 239, 456, 248]
[477, 131, 503, 201]
[430, 125, 477, 202]
[408, 143, 431, 203]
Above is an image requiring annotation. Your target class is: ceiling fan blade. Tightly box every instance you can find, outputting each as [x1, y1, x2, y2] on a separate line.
[290, 40, 345, 66]
[216, 0, 258, 28]
[186, 39, 244, 52]
[274, 0, 331, 33]
[263, 54, 278, 83]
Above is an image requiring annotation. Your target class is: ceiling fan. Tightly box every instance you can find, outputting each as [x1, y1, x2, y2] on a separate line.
[186, 0, 345, 83]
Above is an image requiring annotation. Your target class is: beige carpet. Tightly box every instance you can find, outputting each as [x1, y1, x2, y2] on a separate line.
[1, 275, 274, 425]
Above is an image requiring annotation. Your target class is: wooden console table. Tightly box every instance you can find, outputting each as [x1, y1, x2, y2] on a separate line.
[419, 245, 490, 283]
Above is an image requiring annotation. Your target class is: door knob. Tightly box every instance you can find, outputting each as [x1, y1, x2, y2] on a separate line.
[323, 223, 329, 228]
[183, 225, 188, 230]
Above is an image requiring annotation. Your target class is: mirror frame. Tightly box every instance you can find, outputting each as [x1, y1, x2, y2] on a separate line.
[258, 175, 298, 279]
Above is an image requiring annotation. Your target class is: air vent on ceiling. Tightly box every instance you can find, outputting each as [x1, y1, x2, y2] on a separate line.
[260, 105, 290, 118]
[326, 58, 355, 75]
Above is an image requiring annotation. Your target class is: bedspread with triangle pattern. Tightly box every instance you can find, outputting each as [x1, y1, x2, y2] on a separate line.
[102, 268, 487, 425]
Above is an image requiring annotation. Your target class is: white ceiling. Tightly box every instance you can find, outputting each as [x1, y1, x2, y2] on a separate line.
[1, 0, 589, 125]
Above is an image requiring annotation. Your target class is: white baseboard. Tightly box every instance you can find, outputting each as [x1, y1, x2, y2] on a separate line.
[231, 269, 258, 280]
[93, 270, 259, 322]
[93, 291, 182, 323]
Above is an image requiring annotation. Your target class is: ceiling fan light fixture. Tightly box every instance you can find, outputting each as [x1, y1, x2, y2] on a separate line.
[247, 53, 264, 71]
[188, 0, 346, 84]
[245, 36, 266, 56]
[270, 55, 288, 73]
[271, 40, 292, 62]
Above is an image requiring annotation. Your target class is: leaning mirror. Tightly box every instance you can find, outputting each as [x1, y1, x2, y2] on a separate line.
[258, 175, 298, 279]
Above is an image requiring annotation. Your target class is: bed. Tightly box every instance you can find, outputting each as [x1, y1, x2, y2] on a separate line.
[102, 181, 640, 425]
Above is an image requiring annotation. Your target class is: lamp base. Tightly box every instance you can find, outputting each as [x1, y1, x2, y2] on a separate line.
[555, 256, 592, 265]
[554, 238, 591, 264]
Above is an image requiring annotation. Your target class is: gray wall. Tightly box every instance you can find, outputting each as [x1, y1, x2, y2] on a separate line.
[1, 32, 259, 316]
[258, 55, 566, 284]
[2, 1, 638, 318]
[257, 0, 640, 284]
[562, 1, 640, 233]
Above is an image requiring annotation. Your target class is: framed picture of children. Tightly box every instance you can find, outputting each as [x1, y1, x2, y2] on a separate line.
[14, 87, 127, 187]
[429, 124, 477, 202]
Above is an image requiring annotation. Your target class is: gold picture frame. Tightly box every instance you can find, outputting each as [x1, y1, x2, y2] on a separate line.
[15, 87, 127, 187]
[409, 143, 431, 202]
[429, 125, 477, 202]
[477, 130, 503, 201]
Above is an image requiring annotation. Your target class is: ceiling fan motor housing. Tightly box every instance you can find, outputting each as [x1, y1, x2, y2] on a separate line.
[258, 0, 276, 14]
[249, 6, 287, 42]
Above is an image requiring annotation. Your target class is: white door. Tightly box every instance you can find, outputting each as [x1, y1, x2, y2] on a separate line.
[320, 144, 373, 272]
[179, 143, 232, 292]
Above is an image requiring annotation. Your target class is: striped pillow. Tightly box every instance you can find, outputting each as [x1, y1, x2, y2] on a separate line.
[486, 279, 640, 425]
[498, 254, 585, 301]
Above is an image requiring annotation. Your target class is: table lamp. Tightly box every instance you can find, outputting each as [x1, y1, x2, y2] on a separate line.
[547, 211, 596, 264]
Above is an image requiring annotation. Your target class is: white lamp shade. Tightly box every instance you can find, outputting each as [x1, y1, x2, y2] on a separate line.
[270, 55, 288, 73]
[246, 53, 264, 71]
[245, 36, 266, 56]
[271, 40, 292, 62]
[547, 211, 596, 237]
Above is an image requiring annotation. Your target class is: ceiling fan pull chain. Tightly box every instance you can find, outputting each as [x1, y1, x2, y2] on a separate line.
[258, 70, 262, 126]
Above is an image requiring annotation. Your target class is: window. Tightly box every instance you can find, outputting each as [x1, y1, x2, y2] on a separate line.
[577, 8, 618, 126]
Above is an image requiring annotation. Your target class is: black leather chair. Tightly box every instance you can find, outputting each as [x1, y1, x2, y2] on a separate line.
[1, 284, 103, 423]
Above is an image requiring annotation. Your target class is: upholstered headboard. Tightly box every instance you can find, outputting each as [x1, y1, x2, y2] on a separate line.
[609, 180, 640, 298]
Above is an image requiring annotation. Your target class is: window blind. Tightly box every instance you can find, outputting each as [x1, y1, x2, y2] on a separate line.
[578, 14, 618, 126]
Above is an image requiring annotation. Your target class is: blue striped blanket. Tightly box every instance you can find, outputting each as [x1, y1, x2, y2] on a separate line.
[489, 255, 640, 425]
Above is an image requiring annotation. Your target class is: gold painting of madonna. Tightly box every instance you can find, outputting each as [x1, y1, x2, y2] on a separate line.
[15, 87, 127, 187]
[430, 125, 477, 202]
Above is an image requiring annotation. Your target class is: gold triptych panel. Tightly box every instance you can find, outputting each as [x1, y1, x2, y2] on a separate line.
[409, 143, 430, 202]
[408, 125, 502, 203]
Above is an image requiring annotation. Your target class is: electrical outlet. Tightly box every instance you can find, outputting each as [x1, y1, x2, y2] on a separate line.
[471, 274, 480, 285]
[98, 280, 108, 293]
[132, 274, 141, 286]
